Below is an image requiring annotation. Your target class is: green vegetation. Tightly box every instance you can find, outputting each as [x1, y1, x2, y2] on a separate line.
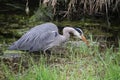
[0, 39, 120, 80]
[0, 0, 120, 80]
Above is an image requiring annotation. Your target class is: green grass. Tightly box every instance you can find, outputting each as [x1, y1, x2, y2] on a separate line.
[0, 40, 120, 80]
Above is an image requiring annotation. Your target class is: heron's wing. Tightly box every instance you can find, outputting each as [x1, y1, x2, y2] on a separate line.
[30, 31, 58, 51]
[8, 22, 59, 51]
[9, 31, 58, 51]
[8, 32, 37, 50]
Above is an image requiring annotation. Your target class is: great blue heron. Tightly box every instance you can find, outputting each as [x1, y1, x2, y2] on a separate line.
[8, 22, 89, 52]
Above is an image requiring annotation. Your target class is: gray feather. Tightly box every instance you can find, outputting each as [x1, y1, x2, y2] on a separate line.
[8, 23, 58, 51]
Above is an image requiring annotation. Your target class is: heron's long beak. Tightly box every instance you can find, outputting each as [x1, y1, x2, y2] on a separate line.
[81, 35, 89, 46]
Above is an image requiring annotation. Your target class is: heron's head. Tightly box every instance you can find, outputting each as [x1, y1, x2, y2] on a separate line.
[73, 28, 89, 46]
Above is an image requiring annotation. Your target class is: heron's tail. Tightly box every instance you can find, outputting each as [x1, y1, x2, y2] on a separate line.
[8, 44, 18, 50]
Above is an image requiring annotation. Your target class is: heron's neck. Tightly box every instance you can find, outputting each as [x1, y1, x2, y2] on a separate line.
[62, 27, 74, 40]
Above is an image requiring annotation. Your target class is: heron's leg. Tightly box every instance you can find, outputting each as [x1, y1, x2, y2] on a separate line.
[43, 45, 53, 54]
[43, 49, 49, 57]
[43, 50, 51, 54]
[43, 50, 47, 54]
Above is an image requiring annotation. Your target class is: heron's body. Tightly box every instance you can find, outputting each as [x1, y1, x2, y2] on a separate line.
[9, 22, 88, 52]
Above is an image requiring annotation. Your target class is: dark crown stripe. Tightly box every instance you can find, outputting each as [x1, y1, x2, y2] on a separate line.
[73, 28, 82, 34]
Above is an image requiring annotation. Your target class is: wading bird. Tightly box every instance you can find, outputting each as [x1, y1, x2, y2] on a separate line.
[9, 23, 89, 52]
